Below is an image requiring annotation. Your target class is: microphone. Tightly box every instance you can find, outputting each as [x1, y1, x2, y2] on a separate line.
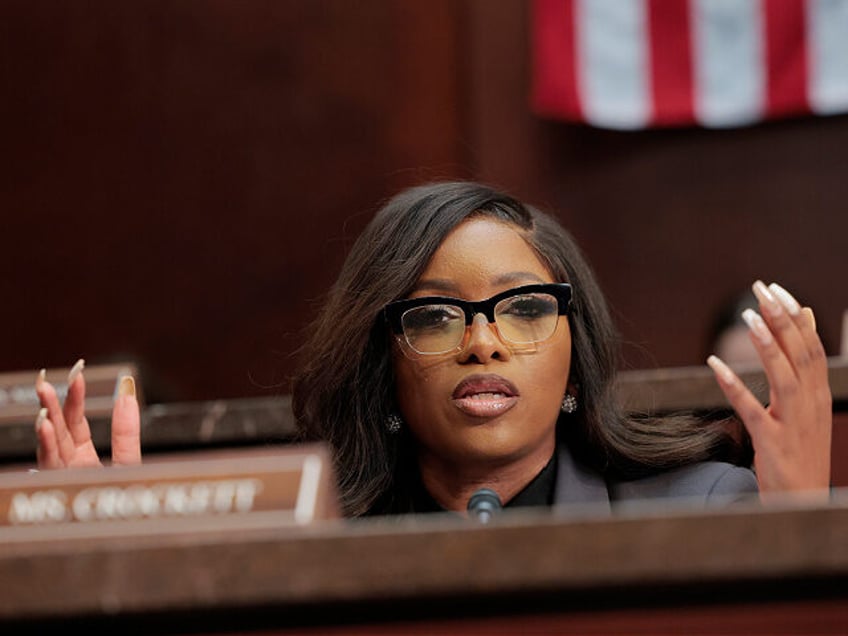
[466, 488, 502, 524]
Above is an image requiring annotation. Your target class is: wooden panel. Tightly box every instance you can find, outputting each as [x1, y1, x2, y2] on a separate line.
[0, 363, 139, 425]
[1, 494, 848, 632]
[0, 394, 297, 468]
[0, 0, 465, 403]
[616, 357, 848, 413]
[834, 411, 848, 488]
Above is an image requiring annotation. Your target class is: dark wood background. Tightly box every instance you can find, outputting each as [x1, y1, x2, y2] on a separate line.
[2, 0, 846, 404]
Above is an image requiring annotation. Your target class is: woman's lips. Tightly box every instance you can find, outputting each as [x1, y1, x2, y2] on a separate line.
[452, 374, 519, 418]
[453, 393, 519, 417]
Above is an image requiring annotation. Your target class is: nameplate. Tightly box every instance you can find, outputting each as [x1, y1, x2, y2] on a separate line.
[0, 445, 339, 530]
[0, 363, 140, 426]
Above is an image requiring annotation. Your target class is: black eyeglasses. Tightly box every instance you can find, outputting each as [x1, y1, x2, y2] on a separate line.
[384, 283, 573, 355]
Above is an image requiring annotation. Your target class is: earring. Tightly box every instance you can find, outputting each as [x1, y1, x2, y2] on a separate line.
[561, 394, 578, 414]
[386, 413, 403, 434]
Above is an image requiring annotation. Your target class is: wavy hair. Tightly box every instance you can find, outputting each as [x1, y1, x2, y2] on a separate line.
[291, 181, 745, 516]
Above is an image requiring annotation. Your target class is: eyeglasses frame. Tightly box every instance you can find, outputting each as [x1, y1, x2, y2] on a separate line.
[383, 282, 573, 352]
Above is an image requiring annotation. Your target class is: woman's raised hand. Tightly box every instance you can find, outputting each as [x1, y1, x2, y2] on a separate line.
[34, 359, 142, 469]
[707, 281, 832, 500]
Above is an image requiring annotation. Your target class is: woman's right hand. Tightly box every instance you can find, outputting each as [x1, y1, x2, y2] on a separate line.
[707, 282, 832, 499]
[34, 359, 142, 469]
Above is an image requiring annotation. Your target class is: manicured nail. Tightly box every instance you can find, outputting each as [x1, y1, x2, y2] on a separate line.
[35, 407, 48, 432]
[768, 283, 801, 316]
[752, 280, 782, 317]
[802, 307, 816, 330]
[741, 308, 773, 345]
[35, 368, 46, 389]
[68, 358, 85, 387]
[707, 355, 736, 386]
[118, 375, 136, 398]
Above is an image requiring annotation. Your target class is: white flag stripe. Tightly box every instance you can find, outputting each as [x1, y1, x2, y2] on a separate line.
[806, 0, 848, 115]
[577, 0, 650, 129]
[692, 0, 766, 127]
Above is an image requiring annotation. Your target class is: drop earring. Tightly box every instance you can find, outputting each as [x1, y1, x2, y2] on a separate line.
[386, 412, 403, 434]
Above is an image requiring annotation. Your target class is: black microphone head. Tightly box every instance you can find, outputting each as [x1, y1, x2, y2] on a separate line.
[467, 488, 502, 523]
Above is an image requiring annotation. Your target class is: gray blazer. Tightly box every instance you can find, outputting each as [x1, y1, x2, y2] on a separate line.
[553, 441, 759, 512]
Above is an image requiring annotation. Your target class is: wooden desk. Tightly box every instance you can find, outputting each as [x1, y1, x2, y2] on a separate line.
[615, 356, 848, 414]
[2, 358, 845, 466]
[1, 361, 847, 633]
[0, 394, 297, 466]
[1, 492, 847, 634]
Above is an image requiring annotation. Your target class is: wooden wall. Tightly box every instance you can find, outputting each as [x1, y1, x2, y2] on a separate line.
[1, 0, 846, 403]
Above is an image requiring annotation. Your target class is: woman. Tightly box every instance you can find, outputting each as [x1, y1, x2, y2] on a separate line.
[34, 181, 832, 516]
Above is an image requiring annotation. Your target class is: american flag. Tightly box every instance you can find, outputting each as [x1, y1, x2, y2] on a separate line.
[531, 0, 848, 129]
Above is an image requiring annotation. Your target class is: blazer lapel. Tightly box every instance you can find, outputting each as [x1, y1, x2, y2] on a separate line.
[553, 442, 612, 513]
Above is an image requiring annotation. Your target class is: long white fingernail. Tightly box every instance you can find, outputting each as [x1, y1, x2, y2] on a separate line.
[741, 308, 773, 345]
[67, 358, 85, 386]
[768, 283, 801, 316]
[35, 407, 48, 432]
[707, 355, 736, 386]
[35, 368, 46, 389]
[752, 280, 782, 317]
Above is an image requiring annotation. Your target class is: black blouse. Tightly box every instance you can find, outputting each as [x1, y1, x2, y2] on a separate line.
[407, 453, 557, 514]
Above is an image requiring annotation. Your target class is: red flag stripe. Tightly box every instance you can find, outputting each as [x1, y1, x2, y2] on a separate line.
[764, 0, 810, 118]
[531, 0, 582, 121]
[648, 0, 695, 126]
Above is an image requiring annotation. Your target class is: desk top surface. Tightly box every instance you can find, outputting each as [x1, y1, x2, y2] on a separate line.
[2, 489, 848, 630]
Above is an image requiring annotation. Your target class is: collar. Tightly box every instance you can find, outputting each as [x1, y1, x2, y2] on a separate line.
[409, 453, 558, 514]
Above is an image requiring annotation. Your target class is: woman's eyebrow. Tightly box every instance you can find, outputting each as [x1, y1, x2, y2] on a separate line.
[412, 272, 548, 295]
[411, 279, 457, 295]
[490, 272, 548, 286]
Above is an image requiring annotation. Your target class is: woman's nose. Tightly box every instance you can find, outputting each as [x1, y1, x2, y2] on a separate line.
[457, 313, 511, 363]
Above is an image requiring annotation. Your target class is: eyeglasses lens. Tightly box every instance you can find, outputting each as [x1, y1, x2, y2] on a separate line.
[495, 293, 559, 344]
[401, 304, 466, 354]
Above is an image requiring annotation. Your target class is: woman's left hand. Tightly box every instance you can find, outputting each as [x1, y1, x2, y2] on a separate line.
[708, 280, 832, 500]
[34, 359, 142, 469]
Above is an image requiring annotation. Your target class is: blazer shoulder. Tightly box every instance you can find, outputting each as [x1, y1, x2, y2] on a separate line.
[609, 461, 759, 507]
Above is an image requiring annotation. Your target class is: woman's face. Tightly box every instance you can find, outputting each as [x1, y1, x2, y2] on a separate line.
[392, 216, 572, 471]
